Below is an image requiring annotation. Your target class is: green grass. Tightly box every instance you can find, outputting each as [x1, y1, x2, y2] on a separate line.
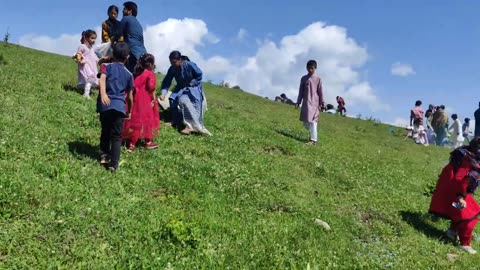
[1, 45, 479, 268]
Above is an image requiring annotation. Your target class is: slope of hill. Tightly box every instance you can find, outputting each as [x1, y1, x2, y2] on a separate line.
[1, 44, 477, 268]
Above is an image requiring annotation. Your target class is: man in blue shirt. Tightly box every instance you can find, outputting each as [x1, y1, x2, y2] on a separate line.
[115, 1, 147, 72]
[98, 42, 134, 172]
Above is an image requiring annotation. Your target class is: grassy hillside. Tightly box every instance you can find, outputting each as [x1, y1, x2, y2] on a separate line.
[1, 44, 478, 268]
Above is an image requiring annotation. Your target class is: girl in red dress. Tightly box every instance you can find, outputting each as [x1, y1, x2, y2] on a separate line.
[122, 53, 160, 152]
[429, 137, 480, 254]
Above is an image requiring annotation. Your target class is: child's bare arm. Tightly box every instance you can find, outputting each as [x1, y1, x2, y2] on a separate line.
[99, 74, 110, 106]
[126, 89, 134, 118]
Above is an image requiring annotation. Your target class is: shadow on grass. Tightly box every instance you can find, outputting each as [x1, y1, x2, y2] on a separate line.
[400, 211, 451, 244]
[275, 128, 306, 143]
[62, 83, 81, 93]
[68, 141, 98, 161]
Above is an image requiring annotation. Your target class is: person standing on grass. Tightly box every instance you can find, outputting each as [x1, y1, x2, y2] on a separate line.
[295, 60, 324, 145]
[429, 137, 480, 254]
[97, 42, 134, 172]
[449, 114, 464, 148]
[336, 96, 346, 116]
[73, 30, 99, 98]
[463, 118, 471, 143]
[114, 1, 146, 73]
[122, 53, 160, 152]
[475, 102, 480, 137]
[432, 105, 449, 146]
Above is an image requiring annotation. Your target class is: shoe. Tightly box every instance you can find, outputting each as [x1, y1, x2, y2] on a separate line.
[100, 153, 110, 165]
[145, 141, 158, 150]
[83, 94, 91, 99]
[305, 140, 317, 145]
[126, 144, 135, 153]
[446, 229, 458, 241]
[107, 166, 116, 173]
[459, 245, 477, 254]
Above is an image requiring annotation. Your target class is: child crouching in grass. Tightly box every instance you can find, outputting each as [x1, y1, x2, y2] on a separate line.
[97, 42, 134, 172]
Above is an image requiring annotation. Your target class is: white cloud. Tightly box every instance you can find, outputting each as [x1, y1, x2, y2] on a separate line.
[19, 27, 101, 56]
[391, 62, 415, 77]
[390, 117, 410, 128]
[18, 19, 387, 113]
[235, 28, 248, 42]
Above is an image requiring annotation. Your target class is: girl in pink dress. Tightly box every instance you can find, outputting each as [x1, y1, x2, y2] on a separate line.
[122, 54, 160, 152]
[73, 30, 99, 98]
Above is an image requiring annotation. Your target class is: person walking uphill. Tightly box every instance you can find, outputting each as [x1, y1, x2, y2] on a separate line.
[295, 60, 324, 145]
[114, 1, 146, 72]
[429, 138, 480, 254]
[97, 42, 134, 172]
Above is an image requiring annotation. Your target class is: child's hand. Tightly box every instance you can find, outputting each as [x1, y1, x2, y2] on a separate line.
[151, 100, 155, 108]
[101, 95, 111, 106]
[125, 112, 131, 120]
[158, 95, 165, 101]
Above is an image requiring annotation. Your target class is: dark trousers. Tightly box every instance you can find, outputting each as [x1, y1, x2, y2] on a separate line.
[100, 110, 125, 169]
[125, 54, 138, 73]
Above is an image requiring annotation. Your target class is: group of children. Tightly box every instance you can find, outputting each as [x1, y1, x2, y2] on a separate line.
[73, 3, 159, 172]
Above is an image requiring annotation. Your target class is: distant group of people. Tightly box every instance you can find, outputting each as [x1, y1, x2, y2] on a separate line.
[405, 101, 474, 148]
[72, 1, 210, 172]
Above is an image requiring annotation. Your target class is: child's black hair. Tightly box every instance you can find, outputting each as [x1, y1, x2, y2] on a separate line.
[134, 53, 155, 77]
[107, 5, 119, 15]
[452, 114, 458, 120]
[169, 50, 182, 60]
[306, 60, 317, 69]
[123, 1, 138, 17]
[181, 55, 190, 61]
[415, 100, 422, 106]
[112, 42, 130, 62]
[81, 30, 97, 44]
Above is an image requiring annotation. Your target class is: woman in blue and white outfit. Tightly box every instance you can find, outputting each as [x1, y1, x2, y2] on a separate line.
[158, 51, 211, 136]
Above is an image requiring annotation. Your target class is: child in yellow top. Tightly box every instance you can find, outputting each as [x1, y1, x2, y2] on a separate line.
[101, 5, 123, 43]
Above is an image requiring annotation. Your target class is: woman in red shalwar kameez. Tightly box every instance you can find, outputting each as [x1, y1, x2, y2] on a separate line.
[429, 137, 480, 254]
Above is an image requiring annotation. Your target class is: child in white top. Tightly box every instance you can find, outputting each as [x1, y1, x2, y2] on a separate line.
[73, 30, 99, 98]
[449, 114, 464, 148]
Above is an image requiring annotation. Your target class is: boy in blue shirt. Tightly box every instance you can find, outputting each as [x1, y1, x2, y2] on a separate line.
[98, 42, 134, 172]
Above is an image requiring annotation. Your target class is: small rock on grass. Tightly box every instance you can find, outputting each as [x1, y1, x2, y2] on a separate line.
[447, 253, 459, 262]
[314, 218, 331, 230]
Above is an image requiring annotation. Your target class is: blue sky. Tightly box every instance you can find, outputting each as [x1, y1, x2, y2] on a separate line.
[2, 0, 480, 126]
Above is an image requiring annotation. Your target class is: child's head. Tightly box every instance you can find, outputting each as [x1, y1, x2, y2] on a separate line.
[465, 118, 470, 124]
[107, 5, 119, 20]
[138, 53, 155, 70]
[169, 51, 183, 67]
[134, 53, 155, 76]
[81, 30, 97, 46]
[112, 42, 130, 63]
[452, 114, 458, 120]
[306, 60, 317, 75]
[415, 100, 422, 106]
[123, 1, 138, 17]
[181, 55, 190, 61]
